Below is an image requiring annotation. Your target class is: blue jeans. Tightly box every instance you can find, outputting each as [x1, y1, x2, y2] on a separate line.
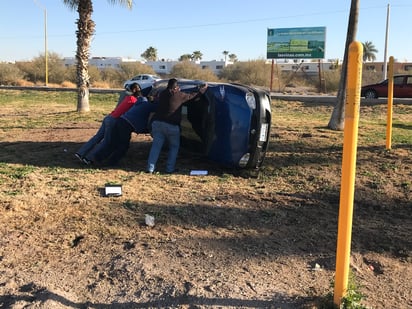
[147, 120, 180, 173]
[76, 115, 116, 159]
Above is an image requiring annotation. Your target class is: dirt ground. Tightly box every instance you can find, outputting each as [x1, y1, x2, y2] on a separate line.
[0, 99, 411, 309]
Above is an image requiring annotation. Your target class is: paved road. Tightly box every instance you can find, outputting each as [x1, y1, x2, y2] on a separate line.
[1, 85, 410, 105]
[271, 92, 412, 105]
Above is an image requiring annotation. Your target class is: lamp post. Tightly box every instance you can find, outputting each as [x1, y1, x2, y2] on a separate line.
[383, 3, 390, 80]
[34, 0, 48, 86]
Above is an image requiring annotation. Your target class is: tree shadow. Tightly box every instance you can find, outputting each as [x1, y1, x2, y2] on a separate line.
[0, 282, 322, 308]
[0, 140, 410, 260]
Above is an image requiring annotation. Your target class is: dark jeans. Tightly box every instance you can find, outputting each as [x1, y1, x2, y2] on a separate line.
[93, 118, 133, 166]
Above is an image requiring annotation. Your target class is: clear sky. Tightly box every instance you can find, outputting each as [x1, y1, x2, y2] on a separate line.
[0, 0, 411, 63]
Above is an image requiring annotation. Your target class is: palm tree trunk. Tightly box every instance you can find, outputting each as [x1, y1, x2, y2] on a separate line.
[75, 0, 95, 112]
[328, 0, 359, 130]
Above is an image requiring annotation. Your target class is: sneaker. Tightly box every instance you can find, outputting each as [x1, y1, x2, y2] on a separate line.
[82, 157, 93, 165]
[74, 153, 83, 162]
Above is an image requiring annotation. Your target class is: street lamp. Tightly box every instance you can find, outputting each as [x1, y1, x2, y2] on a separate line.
[383, 3, 390, 80]
[33, 0, 48, 86]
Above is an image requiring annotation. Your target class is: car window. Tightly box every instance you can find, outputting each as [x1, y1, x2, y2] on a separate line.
[394, 76, 404, 85]
[406, 76, 412, 85]
[142, 76, 148, 80]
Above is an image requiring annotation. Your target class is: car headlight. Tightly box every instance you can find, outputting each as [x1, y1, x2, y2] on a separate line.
[238, 153, 250, 167]
[245, 92, 256, 109]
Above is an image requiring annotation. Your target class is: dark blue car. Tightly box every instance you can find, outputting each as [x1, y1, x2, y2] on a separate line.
[148, 79, 271, 170]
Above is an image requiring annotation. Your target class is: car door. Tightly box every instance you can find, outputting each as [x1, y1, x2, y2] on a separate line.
[393, 76, 407, 97]
[180, 82, 210, 153]
[396, 75, 412, 98]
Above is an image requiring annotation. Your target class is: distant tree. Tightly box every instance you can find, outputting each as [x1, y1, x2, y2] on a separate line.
[120, 62, 156, 77]
[222, 50, 229, 61]
[141, 46, 158, 61]
[220, 60, 271, 87]
[170, 61, 218, 81]
[192, 51, 203, 61]
[63, 62, 101, 86]
[63, 0, 133, 112]
[99, 67, 123, 87]
[362, 41, 378, 62]
[228, 53, 238, 62]
[16, 52, 66, 84]
[0, 63, 25, 85]
[179, 54, 193, 61]
[37, 52, 66, 84]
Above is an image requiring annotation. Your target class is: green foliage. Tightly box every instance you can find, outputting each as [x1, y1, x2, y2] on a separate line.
[0, 62, 25, 85]
[192, 51, 203, 61]
[341, 272, 368, 309]
[317, 271, 368, 309]
[178, 54, 193, 61]
[0, 163, 37, 179]
[228, 53, 238, 62]
[140, 46, 157, 61]
[362, 41, 378, 62]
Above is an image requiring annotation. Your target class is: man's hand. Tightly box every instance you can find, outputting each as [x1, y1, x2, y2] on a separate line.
[199, 83, 208, 94]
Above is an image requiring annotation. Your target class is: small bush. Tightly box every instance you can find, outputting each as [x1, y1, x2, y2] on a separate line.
[91, 81, 111, 89]
[323, 70, 341, 93]
[15, 79, 34, 87]
[0, 63, 25, 85]
[220, 59, 271, 88]
[170, 61, 219, 81]
[60, 81, 76, 88]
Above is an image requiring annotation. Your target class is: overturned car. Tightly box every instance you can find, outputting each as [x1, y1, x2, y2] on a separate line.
[148, 79, 272, 170]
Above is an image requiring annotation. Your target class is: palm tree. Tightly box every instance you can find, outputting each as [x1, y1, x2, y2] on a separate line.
[141, 46, 158, 61]
[362, 41, 378, 62]
[328, 0, 359, 130]
[179, 54, 192, 61]
[63, 0, 133, 112]
[228, 53, 238, 62]
[222, 50, 229, 62]
[192, 51, 203, 62]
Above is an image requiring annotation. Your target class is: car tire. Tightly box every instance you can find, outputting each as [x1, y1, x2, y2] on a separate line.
[364, 89, 378, 99]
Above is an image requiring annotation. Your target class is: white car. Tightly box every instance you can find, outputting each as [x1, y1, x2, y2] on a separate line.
[123, 74, 161, 90]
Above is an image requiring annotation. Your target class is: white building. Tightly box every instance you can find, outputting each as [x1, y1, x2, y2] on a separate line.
[63, 57, 232, 75]
[63, 57, 138, 70]
[275, 59, 340, 74]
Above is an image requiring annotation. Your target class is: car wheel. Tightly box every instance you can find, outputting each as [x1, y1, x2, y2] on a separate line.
[364, 89, 378, 99]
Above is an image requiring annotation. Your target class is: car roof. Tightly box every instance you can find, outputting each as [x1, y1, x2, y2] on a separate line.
[153, 78, 260, 90]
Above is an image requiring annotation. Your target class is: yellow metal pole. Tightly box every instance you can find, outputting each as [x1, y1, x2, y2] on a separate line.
[333, 41, 363, 306]
[44, 8, 48, 86]
[386, 56, 394, 150]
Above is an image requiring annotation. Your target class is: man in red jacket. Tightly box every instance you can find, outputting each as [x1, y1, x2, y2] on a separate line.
[75, 82, 141, 164]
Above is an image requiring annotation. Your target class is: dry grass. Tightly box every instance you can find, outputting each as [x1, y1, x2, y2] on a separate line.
[0, 89, 411, 308]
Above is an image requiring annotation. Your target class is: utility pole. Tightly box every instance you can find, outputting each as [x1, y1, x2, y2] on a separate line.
[33, 0, 48, 85]
[383, 3, 390, 80]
